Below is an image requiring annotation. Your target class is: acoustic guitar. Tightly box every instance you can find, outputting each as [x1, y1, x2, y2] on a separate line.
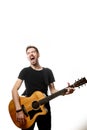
[8, 77, 87, 129]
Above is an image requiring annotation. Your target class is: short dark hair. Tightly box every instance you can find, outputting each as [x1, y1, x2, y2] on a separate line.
[26, 45, 39, 53]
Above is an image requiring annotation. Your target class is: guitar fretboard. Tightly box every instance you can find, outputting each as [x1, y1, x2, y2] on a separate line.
[39, 77, 87, 105]
[39, 88, 67, 105]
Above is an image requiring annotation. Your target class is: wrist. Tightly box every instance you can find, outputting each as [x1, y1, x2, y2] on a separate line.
[16, 108, 22, 113]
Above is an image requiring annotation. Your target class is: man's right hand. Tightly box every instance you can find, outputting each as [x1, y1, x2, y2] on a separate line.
[16, 111, 26, 125]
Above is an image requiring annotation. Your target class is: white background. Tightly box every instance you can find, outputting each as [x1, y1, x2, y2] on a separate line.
[0, 0, 87, 130]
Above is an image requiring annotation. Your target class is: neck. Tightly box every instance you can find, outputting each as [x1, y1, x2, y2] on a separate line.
[30, 64, 43, 71]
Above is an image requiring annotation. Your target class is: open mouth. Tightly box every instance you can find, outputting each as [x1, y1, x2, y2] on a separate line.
[30, 56, 35, 61]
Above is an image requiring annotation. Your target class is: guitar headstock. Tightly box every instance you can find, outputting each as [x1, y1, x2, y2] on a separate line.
[72, 77, 87, 88]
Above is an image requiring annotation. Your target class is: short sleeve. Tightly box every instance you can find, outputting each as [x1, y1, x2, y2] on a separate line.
[18, 68, 26, 80]
[47, 68, 55, 84]
[43, 68, 55, 86]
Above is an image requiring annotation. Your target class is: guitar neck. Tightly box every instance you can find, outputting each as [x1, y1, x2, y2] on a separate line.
[39, 88, 68, 105]
[39, 77, 87, 105]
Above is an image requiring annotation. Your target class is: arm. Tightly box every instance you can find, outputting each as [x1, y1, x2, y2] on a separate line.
[12, 78, 25, 124]
[49, 82, 75, 95]
[12, 78, 23, 110]
[49, 83, 58, 94]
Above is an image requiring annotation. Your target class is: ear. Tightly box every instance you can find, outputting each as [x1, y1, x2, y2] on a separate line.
[38, 52, 40, 58]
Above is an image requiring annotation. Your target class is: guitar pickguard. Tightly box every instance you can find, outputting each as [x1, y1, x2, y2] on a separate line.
[28, 108, 42, 120]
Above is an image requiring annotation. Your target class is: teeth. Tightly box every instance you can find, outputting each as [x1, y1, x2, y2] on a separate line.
[31, 57, 34, 60]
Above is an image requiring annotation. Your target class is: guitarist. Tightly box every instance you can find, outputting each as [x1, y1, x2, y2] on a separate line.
[11, 45, 75, 130]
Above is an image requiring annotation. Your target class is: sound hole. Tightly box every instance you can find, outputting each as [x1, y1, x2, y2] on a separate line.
[32, 101, 40, 109]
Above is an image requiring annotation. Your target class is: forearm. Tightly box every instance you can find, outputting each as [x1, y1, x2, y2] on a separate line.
[12, 87, 21, 110]
[50, 88, 58, 94]
[49, 83, 58, 94]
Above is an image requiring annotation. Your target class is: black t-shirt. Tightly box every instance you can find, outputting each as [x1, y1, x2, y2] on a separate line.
[18, 66, 55, 97]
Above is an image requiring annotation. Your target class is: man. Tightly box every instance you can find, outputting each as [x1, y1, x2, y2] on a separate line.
[12, 45, 75, 130]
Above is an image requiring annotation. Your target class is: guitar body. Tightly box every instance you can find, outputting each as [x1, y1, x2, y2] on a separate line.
[8, 91, 48, 129]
